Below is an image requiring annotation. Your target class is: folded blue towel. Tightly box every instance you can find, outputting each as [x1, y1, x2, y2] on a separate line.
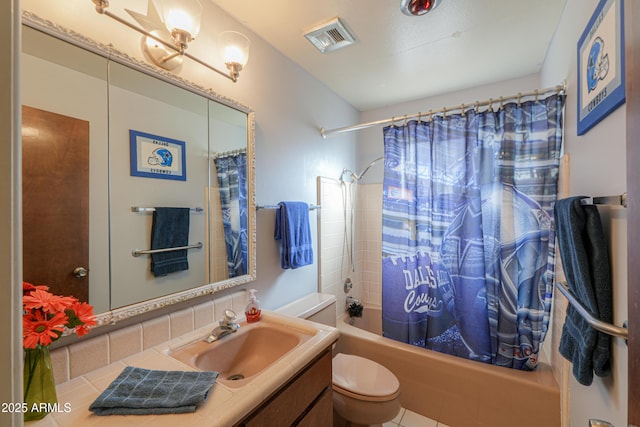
[554, 197, 612, 386]
[150, 207, 190, 277]
[274, 201, 313, 269]
[89, 366, 218, 415]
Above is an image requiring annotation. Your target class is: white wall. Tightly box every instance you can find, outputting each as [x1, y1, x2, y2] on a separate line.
[20, 0, 360, 311]
[541, 0, 628, 426]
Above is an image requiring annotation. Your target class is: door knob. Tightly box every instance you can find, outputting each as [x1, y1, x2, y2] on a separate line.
[73, 267, 88, 278]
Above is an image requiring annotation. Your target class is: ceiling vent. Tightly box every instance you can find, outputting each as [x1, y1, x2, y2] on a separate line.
[304, 17, 356, 54]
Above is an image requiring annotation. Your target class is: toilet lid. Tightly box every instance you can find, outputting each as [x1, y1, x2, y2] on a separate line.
[332, 353, 400, 399]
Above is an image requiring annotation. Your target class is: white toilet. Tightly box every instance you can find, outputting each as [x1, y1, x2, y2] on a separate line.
[332, 353, 401, 426]
[276, 294, 401, 426]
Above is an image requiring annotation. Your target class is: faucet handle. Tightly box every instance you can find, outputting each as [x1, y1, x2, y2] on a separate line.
[220, 309, 237, 326]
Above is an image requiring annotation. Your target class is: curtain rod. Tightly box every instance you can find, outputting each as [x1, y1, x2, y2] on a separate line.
[320, 83, 566, 139]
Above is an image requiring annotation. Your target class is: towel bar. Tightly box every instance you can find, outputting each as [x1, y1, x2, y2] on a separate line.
[132, 242, 203, 257]
[131, 207, 204, 213]
[555, 281, 628, 340]
[580, 193, 627, 207]
[256, 204, 321, 210]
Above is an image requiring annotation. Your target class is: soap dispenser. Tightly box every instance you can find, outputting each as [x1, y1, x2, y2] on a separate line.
[245, 289, 261, 323]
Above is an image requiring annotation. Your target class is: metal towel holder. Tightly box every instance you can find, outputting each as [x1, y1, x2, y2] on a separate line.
[130, 206, 203, 257]
[557, 192, 629, 342]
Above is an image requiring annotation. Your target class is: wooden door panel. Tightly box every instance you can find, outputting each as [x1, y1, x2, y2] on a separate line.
[22, 105, 90, 302]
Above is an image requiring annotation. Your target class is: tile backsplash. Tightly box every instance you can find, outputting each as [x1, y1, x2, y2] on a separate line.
[51, 289, 247, 385]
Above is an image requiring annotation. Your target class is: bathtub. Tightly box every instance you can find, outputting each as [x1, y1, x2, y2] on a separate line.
[334, 304, 561, 427]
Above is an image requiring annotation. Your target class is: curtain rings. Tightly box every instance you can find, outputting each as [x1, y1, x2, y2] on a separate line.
[403, 115, 408, 126]
[417, 112, 422, 123]
[474, 101, 479, 113]
[534, 89, 540, 103]
[499, 96, 504, 110]
[516, 93, 522, 106]
[460, 103, 465, 117]
[391, 116, 396, 128]
[488, 98, 494, 112]
[429, 110, 434, 122]
[442, 106, 447, 119]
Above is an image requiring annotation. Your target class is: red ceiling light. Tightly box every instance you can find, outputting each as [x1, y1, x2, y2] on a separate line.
[400, 0, 443, 16]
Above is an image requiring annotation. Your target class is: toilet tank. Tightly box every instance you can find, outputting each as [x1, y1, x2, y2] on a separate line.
[275, 293, 337, 327]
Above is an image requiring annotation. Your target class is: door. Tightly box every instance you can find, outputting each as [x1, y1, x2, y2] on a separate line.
[22, 105, 90, 302]
[626, 0, 640, 425]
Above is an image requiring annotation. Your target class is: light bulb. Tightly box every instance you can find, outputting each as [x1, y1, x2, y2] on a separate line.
[159, 0, 202, 39]
[220, 31, 250, 67]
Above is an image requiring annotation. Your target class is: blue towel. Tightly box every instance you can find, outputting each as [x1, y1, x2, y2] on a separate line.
[274, 201, 313, 269]
[89, 366, 218, 415]
[554, 197, 612, 386]
[150, 207, 190, 277]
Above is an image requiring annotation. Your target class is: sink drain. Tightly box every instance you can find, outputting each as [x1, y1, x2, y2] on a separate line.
[227, 374, 245, 381]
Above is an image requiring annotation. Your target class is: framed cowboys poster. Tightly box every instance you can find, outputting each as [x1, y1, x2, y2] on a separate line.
[577, 0, 625, 135]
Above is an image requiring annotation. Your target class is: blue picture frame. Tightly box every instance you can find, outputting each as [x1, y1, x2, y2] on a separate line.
[129, 130, 187, 181]
[577, 0, 625, 135]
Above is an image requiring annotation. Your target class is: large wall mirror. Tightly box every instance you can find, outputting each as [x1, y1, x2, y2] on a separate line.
[21, 12, 256, 327]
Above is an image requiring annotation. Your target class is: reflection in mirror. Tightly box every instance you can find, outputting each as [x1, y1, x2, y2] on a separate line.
[20, 13, 255, 327]
[209, 102, 249, 280]
[107, 60, 209, 309]
[21, 25, 110, 313]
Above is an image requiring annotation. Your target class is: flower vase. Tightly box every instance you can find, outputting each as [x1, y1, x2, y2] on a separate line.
[23, 347, 57, 421]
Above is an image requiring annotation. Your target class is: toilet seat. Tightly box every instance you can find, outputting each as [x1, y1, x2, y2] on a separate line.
[332, 353, 400, 402]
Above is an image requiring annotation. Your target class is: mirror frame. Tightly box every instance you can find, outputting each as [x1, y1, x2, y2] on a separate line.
[21, 10, 257, 328]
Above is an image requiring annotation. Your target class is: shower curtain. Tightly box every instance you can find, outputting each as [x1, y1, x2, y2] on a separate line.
[381, 94, 565, 370]
[214, 152, 248, 277]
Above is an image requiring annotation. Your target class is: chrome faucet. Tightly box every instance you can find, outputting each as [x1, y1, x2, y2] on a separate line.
[205, 309, 240, 343]
[346, 295, 360, 308]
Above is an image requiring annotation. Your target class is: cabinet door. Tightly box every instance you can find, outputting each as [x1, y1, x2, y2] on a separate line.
[244, 350, 331, 427]
[295, 388, 333, 427]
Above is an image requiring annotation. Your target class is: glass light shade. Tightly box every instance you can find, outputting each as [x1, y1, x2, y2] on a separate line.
[220, 31, 250, 67]
[159, 0, 202, 39]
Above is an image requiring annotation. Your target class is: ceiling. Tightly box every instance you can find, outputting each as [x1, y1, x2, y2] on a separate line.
[210, 0, 567, 112]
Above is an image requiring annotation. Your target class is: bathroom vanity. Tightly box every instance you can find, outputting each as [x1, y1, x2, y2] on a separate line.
[30, 311, 339, 426]
[237, 349, 332, 426]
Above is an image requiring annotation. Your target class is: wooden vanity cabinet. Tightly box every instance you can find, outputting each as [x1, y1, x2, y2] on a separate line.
[236, 348, 333, 427]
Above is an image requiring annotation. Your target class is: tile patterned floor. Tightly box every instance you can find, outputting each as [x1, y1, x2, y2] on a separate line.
[384, 408, 450, 427]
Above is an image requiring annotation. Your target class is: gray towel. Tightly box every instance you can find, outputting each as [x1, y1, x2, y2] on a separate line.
[89, 366, 218, 415]
[150, 207, 190, 277]
[554, 197, 612, 386]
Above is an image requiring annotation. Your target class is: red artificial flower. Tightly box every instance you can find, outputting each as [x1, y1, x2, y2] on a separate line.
[22, 282, 97, 348]
[65, 301, 97, 337]
[22, 281, 49, 295]
[23, 289, 77, 314]
[23, 311, 68, 349]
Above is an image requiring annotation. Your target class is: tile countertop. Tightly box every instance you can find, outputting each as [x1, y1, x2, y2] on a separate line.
[28, 311, 340, 427]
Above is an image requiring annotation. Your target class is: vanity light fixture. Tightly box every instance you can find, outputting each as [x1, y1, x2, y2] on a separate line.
[91, 0, 249, 82]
